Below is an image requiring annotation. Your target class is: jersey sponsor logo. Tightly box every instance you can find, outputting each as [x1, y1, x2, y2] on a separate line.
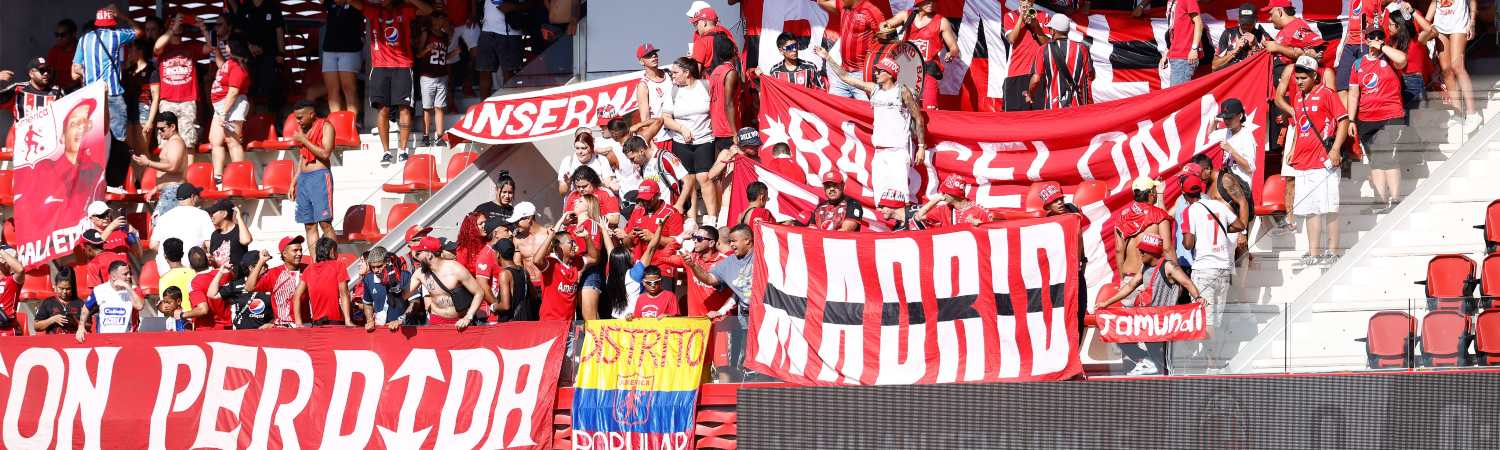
[1299, 119, 1314, 135]
[101, 306, 128, 326]
[246, 296, 266, 316]
[1362, 71, 1380, 91]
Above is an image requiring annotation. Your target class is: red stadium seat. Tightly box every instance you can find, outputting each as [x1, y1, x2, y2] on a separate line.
[0, 127, 14, 160]
[335, 253, 359, 268]
[261, 160, 296, 197]
[382, 154, 439, 193]
[432, 151, 479, 190]
[1023, 181, 1061, 213]
[1480, 253, 1500, 308]
[1365, 311, 1415, 369]
[106, 169, 145, 203]
[20, 267, 54, 301]
[1254, 175, 1287, 216]
[1417, 254, 1478, 314]
[384, 202, 419, 240]
[139, 169, 160, 201]
[138, 261, 161, 297]
[337, 205, 382, 242]
[0, 170, 12, 207]
[1073, 180, 1108, 206]
[209, 161, 271, 199]
[1475, 310, 1500, 365]
[1420, 310, 1472, 367]
[127, 212, 152, 244]
[328, 111, 360, 149]
[242, 113, 280, 150]
[185, 162, 215, 191]
[1477, 200, 1500, 253]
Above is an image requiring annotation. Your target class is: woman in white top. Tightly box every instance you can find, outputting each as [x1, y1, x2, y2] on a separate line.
[815, 46, 927, 204]
[558, 132, 619, 195]
[660, 57, 716, 217]
[1427, 0, 1477, 131]
[631, 44, 675, 147]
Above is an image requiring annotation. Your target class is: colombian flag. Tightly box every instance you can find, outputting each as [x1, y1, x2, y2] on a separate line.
[572, 318, 711, 449]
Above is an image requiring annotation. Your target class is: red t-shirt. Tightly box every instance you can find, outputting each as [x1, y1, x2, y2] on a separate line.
[0, 274, 18, 326]
[563, 188, 621, 217]
[253, 265, 301, 324]
[839, 1, 887, 73]
[81, 252, 129, 298]
[1113, 201, 1170, 238]
[634, 290, 680, 318]
[625, 204, 685, 262]
[925, 202, 990, 228]
[446, 0, 471, 26]
[1275, 18, 1324, 64]
[538, 256, 582, 320]
[1351, 55, 1405, 122]
[562, 218, 602, 257]
[463, 246, 498, 282]
[1002, 9, 1050, 76]
[364, 4, 419, 68]
[1166, 0, 1201, 59]
[302, 261, 349, 322]
[709, 63, 738, 138]
[209, 59, 249, 103]
[741, 207, 776, 227]
[189, 271, 230, 330]
[683, 252, 729, 316]
[1289, 84, 1348, 170]
[1344, 0, 1379, 46]
[691, 25, 737, 70]
[156, 43, 204, 103]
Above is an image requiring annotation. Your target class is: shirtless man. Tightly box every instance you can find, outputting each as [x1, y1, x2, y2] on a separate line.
[405, 236, 485, 331]
[131, 111, 190, 216]
[286, 100, 338, 245]
[1113, 177, 1176, 287]
[508, 202, 551, 290]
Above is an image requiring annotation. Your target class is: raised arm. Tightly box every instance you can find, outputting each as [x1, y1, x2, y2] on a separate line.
[812, 46, 877, 94]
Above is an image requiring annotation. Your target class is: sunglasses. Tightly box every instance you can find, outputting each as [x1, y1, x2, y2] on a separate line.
[643, 279, 661, 286]
[691, 236, 712, 242]
[781, 44, 798, 52]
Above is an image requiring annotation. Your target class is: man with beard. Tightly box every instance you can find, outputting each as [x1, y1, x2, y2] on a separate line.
[408, 236, 485, 330]
[800, 171, 863, 231]
[0, 57, 66, 122]
[245, 236, 306, 326]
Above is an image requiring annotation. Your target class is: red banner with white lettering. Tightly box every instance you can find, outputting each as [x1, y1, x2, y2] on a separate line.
[1092, 303, 1208, 343]
[0, 323, 568, 449]
[447, 72, 641, 144]
[747, 216, 1083, 385]
[746, 53, 1270, 304]
[10, 82, 109, 268]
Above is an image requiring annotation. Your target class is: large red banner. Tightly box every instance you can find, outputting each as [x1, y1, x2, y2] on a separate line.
[1093, 303, 1208, 343]
[745, 54, 1270, 301]
[448, 72, 641, 145]
[10, 82, 110, 268]
[0, 323, 568, 449]
[747, 216, 1084, 385]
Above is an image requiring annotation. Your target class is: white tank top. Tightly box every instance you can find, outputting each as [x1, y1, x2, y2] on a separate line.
[870, 85, 911, 150]
[643, 75, 675, 142]
[1432, 0, 1470, 35]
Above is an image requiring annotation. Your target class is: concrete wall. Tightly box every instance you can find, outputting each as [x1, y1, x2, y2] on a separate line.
[586, 0, 739, 74]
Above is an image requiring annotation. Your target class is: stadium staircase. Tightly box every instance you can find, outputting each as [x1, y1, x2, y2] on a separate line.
[1171, 69, 1500, 375]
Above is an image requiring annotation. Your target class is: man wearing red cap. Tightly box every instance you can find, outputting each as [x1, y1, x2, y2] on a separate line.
[632, 44, 676, 147]
[1113, 177, 1176, 287]
[620, 181, 685, 280]
[1177, 175, 1237, 333]
[408, 236, 486, 330]
[245, 235, 306, 326]
[802, 171, 865, 231]
[687, 1, 739, 72]
[915, 174, 990, 228]
[1095, 232, 1205, 375]
[815, 0, 887, 100]
[817, 47, 927, 204]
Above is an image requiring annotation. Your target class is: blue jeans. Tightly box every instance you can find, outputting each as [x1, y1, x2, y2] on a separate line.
[1167, 59, 1195, 87]
[828, 69, 869, 100]
[106, 94, 127, 141]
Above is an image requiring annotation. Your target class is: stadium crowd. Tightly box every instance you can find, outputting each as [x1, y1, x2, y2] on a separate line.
[0, 0, 1480, 376]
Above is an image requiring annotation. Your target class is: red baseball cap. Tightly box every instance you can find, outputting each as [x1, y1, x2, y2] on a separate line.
[411, 236, 442, 253]
[1138, 233, 1164, 256]
[636, 182, 662, 201]
[821, 170, 845, 185]
[278, 235, 305, 253]
[939, 174, 968, 198]
[877, 197, 906, 209]
[1038, 184, 1064, 206]
[404, 226, 434, 242]
[875, 58, 900, 77]
[1261, 0, 1293, 12]
[1182, 175, 1206, 195]
[687, 1, 718, 23]
[636, 43, 659, 59]
[95, 8, 117, 27]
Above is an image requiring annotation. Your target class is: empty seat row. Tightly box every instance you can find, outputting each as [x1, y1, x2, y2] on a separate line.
[382, 152, 479, 194]
[1367, 309, 1500, 368]
[193, 111, 361, 154]
[1416, 253, 1500, 314]
[1477, 200, 1500, 254]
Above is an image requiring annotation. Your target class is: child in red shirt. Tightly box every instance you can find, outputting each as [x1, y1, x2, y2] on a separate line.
[631, 266, 679, 319]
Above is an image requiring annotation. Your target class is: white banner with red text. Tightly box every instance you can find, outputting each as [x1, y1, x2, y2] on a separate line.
[746, 53, 1270, 301]
[1092, 303, 1208, 343]
[9, 82, 109, 269]
[0, 324, 567, 449]
[746, 216, 1083, 385]
[448, 72, 641, 145]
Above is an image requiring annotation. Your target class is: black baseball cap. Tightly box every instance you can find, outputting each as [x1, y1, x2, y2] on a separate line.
[176, 183, 202, 201]
[1238, 3, 1257, 19]
[205, 199, 235, 215]
[1218, 99, 1245, 119]
[80, 229, 105, 246]
[29, 57, 49, 71]
[240, 250, 261, 268]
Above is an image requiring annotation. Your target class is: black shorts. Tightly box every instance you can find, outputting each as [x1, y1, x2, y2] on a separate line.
[673, 140, 716, 174]
[1358, 119, 1397, 169]
[474, 32, 522, 73]
[1003, 74, 1036, 112]
[369, 67, 415, 109]
[714, 136, 736, 153]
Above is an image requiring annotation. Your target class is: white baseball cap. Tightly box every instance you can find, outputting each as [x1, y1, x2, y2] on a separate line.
[87, 201, 110, 217]
[1294, 55, 1320, 74]
[1048, 14, 1073, 32]
[507, 201, 537, 223]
